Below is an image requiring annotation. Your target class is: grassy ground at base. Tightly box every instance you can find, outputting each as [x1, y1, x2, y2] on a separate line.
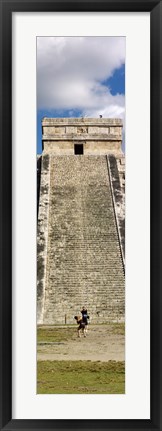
[37, 323, 125, 343]
[37, 360, 125, 394]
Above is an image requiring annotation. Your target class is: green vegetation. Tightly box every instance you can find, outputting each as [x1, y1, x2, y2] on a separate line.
[37, 326, 76, 343]
[37, 322, 125, 343]
[37, 360, 125, 394]
[107, 322, 125, 335]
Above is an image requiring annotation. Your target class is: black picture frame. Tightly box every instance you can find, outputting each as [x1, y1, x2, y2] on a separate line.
[0, 0, 161, 430]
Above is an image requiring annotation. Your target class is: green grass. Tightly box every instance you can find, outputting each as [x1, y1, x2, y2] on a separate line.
[37, 326, 76, 343]
[107, 322, 125, 335]
[37, 322, 125, 343]
[37, 360, 125, 394]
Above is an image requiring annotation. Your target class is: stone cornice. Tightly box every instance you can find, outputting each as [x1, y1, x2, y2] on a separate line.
[42, 117, 123, 127]
[42, 134, 122, 141]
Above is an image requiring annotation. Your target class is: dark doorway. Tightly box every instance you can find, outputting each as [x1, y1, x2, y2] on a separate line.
[74, 144, 83, 155]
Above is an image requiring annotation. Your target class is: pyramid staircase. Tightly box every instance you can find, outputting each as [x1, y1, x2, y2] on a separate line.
[40, 155, 124, 324]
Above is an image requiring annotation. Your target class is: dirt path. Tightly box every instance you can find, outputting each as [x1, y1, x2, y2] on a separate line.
[37, 325, 125, 362]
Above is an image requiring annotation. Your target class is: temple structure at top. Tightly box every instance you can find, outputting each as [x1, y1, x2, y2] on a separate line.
[41, 117, 123, 156]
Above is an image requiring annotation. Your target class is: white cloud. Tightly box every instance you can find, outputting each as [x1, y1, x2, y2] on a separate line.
[37, 36, 125, 120]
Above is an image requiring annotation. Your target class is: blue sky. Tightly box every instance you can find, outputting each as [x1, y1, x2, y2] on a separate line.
[37, 37, 125, 154]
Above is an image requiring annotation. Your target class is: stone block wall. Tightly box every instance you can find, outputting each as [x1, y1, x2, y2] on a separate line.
[37, 154, 50, 324]
[107, 155, 125, 263]
[37, 155, 125, 325]
[37, 117, 125, 325]
[37, 155, 41, 217]
[42, 117, 123, 156]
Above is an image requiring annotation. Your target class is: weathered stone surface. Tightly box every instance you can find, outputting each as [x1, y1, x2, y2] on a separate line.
[43, 126, 66, 134]
[37, 154, 50, 324]
[43, 140, 122, 155]
[107, 155, 125, 263]
[38, 155, 125, 325]
[37, 155, 41, 217]
[37, 117, 125, 325]
[42, 117, 122, 126]
[42, 117, 123, 154]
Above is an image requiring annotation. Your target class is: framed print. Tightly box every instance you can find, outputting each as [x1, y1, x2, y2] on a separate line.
[0, 0, 161, 430]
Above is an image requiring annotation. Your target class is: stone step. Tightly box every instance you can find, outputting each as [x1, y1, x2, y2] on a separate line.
[42, 155, 125, 324]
